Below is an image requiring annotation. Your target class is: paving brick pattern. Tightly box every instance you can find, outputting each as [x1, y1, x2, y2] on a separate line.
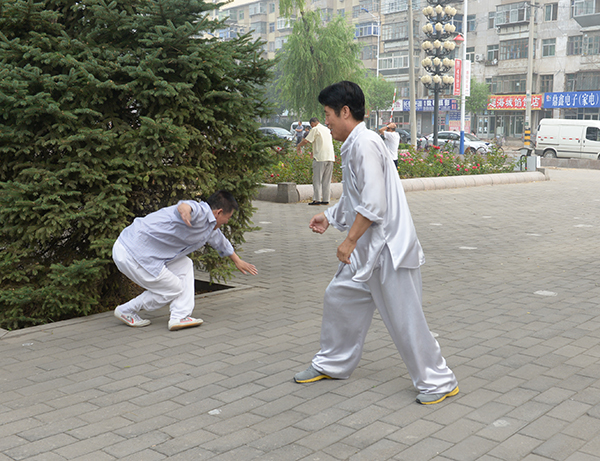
[2, 168, 600, 460]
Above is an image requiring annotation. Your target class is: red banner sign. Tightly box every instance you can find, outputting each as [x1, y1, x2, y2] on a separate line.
[453, 59, 461, 97]
[487, 94, 543, 111]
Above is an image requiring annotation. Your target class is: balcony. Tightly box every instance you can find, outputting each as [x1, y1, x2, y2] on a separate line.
[573, 1, 600, 28]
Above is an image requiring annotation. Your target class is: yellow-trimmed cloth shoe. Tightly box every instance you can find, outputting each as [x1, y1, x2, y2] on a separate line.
[416, 386, 459, 405]
[294, 365, 334, 383]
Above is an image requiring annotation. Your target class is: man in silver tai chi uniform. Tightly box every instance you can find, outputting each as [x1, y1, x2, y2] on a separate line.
[294, 81, 459, 405]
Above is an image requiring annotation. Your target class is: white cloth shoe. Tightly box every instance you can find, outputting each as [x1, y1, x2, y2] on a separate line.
[114, 306, 151, 327]
[168, 316, 204, 331]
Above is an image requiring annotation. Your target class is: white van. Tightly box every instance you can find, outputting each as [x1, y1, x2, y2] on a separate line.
[536, 119, 600, 159]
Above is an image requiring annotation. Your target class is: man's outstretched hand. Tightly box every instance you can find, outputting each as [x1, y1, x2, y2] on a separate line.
[309, 212, 329, 234]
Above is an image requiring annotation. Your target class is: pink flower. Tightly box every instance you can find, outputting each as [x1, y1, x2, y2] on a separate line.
[270, 174, 274, 177]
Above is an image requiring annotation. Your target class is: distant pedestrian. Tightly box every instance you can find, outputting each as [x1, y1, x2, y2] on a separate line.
[378, 122, 400, 168]
[297, 117, 335, 206]
[112, 191, 257, 331]
[295, 120, 304, 145]
[294, 81, 459, 405]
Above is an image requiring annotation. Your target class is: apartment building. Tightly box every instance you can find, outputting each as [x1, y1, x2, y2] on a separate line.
[215, 0, 600, 139]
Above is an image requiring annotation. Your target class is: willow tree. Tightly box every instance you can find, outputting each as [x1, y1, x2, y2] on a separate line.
[277, 1, 364, 119]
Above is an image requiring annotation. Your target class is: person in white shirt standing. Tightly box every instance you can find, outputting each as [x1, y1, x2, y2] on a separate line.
[297, 117, 335, 206]
[112, 191, 257, 331]
[378, 122, 400, 168]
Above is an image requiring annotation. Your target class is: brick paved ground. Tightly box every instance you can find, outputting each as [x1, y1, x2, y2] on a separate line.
[2, 168, 600, 460]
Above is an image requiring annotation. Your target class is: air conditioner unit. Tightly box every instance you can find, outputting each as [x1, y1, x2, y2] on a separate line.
[474, 54, 484, 62]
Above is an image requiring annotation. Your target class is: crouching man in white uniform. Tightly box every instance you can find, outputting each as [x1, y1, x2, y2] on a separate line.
[112, 190, 257, 331]
[294, 81, 458, 405]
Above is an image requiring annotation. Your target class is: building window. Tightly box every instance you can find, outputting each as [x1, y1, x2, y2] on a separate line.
[572, 0, 597, 17]
[269, 2, 276, 13]
[542, 38, 556, 57]
[275, 36, 288, 49]
[488, 12, 496, 28]
[353, 6, 361, 18]
[545, 3, 558, 20]
[495, 2, 530, 26]
[249, 3, 266, 15]
[360, 0, 380, 13]
[500, 38, 530, 60]
[567, 35, 583, 55]
[466, 46, 475, 61]
[382, 22, 408, 41]
[320, 8, 333, 21]
[487, 44, 499, 61]
[361, 45, 377, 60]
[268, 41, 275, 52]
[239, 10, 244, 20]
[382, 0, 408, 15]
[583, 34, 600, 56]
[566, 72, 600, 91]
[355, 22, 379, 38]
[251, 21, 267, 34]
[277, 17, 294, 30]
[489, 74, 527, 94]
[379, 51, 409, 70]
[338, 8, 345, 17]
[540, 75, 554, 93]
[453, 14, 463, 33]
[467, 14, 476, 32]
[269, 22, 275, 33]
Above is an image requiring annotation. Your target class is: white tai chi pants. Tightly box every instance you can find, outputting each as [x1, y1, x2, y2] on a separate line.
[312, 160, 333, 202]
[112, 240, 195, 321]
[312, 249, 458, 394]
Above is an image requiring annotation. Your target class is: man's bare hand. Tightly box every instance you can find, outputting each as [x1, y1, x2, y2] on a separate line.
[229, 252, 258, 275]
[309, 213, 329, 234]
[337, 237, 356, 264]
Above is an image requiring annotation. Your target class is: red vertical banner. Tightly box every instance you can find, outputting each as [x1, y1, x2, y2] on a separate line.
[453, 59, 462, 97]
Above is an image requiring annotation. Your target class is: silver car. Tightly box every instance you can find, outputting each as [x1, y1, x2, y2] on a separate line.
[423, 131, 490, 154]
[259, 127, 295, 142]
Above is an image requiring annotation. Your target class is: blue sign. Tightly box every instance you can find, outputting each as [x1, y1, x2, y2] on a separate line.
[402, 99, 458, 112]
[543, 91, 600, 109]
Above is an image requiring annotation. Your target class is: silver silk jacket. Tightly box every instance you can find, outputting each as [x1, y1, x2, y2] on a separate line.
[324, 122, 425, 283]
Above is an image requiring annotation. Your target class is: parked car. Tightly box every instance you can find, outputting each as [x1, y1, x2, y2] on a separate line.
[259, 127, 294, 142]
[535, 118, 600, 160]
[422, 131, 490, 154]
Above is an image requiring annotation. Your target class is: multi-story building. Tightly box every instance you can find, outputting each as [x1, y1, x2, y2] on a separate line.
[214, 0, 600, 140]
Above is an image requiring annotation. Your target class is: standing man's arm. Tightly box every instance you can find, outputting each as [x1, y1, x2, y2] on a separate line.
[296, 137, 311, 154]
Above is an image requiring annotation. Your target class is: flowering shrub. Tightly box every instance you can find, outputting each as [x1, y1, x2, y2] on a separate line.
[397, 144, 514, 179]
[262, 139, 513, 184]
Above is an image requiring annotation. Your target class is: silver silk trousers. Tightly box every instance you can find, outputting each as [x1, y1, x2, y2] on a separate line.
[312, 249, 458, 394]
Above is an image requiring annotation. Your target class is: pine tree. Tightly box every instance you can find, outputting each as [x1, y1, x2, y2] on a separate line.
[0, 0, 275, 329]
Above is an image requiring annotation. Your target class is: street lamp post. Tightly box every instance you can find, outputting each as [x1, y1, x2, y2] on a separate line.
[420, 0, 457, 147]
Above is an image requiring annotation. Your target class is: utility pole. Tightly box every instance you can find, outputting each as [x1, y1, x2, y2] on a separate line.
[525, 1, 535, 146]
[408, 0, 417, 148]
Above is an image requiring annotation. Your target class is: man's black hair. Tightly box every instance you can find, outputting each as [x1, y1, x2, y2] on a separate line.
[206, 190, 239, 214]
[318, 81, 365, 121]
[309, 117, 319, 124]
